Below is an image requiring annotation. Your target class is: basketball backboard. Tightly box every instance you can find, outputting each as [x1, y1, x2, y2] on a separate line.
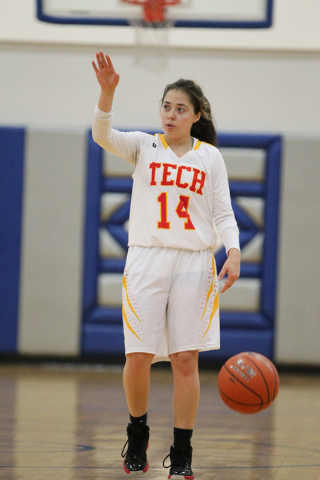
[37, 0, 273, 28]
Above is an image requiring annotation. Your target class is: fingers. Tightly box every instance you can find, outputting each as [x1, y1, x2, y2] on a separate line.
[92, 61, 98, 73]
[95, 52, 113, 70]
[220, 282, 229, 294]
[100, 52, 109, 68]
[217, 265, 226, 281]
[218, 259, 240, 294]
[220, 274, 238, 294]
[105, 54, 114, 69]
[217, 265, 228, 293]
[96, 52, 104, 69]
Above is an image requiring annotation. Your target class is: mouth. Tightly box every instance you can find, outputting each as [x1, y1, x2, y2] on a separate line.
[166, 123, 175, 128]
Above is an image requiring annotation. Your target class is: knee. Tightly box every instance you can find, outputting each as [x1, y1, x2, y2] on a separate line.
[125, 352, 154, 373]
[171, 351, 199, 378]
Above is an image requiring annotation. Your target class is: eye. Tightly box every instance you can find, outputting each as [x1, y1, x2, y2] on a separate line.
[177, 107, 185, 113]
[163, 104, 169, 110]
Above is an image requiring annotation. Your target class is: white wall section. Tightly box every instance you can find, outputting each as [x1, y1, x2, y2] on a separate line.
[18, 128, 87, 355]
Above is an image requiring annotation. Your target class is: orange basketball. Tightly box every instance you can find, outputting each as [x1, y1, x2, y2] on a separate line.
[218, 352, 279, 414]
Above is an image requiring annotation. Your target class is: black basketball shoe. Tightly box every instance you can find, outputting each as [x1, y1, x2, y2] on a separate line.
[121, 423, 150, 475]
[163, 445, 194, 479]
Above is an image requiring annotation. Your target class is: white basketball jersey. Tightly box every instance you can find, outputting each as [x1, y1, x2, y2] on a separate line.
[93, 107, 239, 253]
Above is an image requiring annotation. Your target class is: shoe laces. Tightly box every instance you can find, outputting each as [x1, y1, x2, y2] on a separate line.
[121, 439, 130, 458]
[121, 430, 147, 459]
[163, 447, 191, 469]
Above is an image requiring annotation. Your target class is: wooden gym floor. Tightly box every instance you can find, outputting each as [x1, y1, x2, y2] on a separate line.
[1, 363, 320, 479]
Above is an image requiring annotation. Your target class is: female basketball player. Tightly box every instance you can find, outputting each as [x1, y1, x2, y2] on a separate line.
[92, 52, 240, 479]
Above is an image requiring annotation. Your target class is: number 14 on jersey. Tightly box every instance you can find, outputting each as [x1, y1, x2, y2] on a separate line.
[157, 192, 195, 230]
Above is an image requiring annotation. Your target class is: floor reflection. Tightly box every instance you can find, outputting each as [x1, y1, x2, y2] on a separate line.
[0, 365, 320, 479]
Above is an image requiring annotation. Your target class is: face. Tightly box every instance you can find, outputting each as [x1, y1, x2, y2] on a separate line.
[160, 89, 201, 141]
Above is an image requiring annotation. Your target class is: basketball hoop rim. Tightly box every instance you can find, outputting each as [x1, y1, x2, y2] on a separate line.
[120, 0, 181, 25]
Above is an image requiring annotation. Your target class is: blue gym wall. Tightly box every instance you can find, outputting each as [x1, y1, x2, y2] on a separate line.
[0, 128, 25, 353]
[0, 126, 281, 361]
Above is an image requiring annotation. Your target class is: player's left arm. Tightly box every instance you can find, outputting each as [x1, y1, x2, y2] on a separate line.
[218, 248, 241, 293]
[211, 150, 241, 293]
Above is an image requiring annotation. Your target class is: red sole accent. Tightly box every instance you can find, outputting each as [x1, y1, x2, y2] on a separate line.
[123, 461, 149, 475]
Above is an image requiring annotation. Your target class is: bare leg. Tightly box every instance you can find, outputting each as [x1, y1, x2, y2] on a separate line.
[123, 352, 154, 417]
[170, 350, 200, 429]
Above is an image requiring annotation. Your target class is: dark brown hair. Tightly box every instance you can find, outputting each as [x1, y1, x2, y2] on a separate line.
[161, 79, 218, 147]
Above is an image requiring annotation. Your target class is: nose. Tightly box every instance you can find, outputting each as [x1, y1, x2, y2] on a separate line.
[168, 108, 175, 119]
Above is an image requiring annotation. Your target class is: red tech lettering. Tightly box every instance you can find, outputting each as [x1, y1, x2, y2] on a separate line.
[161, 163, 177, 186]
[176, 166, 191, 189]
[189, 168, 206, 195]
[149, 162, 161, 185]
[149, 162, 206, 195]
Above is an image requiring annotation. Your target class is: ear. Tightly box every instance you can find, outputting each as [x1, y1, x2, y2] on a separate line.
[194, 112, 201, 123]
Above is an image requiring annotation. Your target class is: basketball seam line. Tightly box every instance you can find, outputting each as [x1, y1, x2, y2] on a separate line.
[218, 388, 265, 410]
[242, 354, 271, 406]
[222, 364, 264, 404]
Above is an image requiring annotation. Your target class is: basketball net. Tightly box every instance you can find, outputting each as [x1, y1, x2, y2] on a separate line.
[120, 0, 181, 71]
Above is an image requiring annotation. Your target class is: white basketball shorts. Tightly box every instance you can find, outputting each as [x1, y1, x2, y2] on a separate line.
[122, 246, 220, 362]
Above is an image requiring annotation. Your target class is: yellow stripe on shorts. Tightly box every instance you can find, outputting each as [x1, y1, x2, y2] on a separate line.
[122, 275, 142, 324]
[200, 281, 213, 321]
[200, 254, 217, 321]
[212, 254, 216, 277]
[122, 306, 142, 342]
[202, 292, 219, 339]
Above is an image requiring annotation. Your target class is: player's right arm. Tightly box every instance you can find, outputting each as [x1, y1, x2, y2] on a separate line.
[92, 52, 119, 113]
[92, 52, 144, 165]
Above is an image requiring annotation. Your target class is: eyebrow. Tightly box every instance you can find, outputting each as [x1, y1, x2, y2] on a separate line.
[163, 101, 188, 107]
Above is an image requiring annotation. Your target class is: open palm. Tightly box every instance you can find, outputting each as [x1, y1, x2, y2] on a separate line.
[92, 52, 120, 92]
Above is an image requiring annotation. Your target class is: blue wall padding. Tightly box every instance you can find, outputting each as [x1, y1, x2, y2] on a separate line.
[229, 181, 264, 197]
[82, 324, 125, 355]
[86, 307, 122, 324]
[0, 127, 25, 352]
[231, 201, 260, 231]
[239, 263, 262, 278]
[262, 138, 282, 323]
[200, 329, 274, 361]
[85, 309, 270, 329]
[218, 133, 277, 148]
[105, 199, 131, 225]
[221, 312, 270, 329]
[99, 258, 126, 273]
[82, 324, 274, 360]
[102, 177, 133, 193]
[106, 225, 129, 251]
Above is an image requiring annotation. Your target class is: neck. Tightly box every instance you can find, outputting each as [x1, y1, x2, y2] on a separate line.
[163, 134, 194, 151]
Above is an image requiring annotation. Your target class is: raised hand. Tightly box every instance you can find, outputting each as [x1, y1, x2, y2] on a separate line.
[92, 52, 120, 92]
